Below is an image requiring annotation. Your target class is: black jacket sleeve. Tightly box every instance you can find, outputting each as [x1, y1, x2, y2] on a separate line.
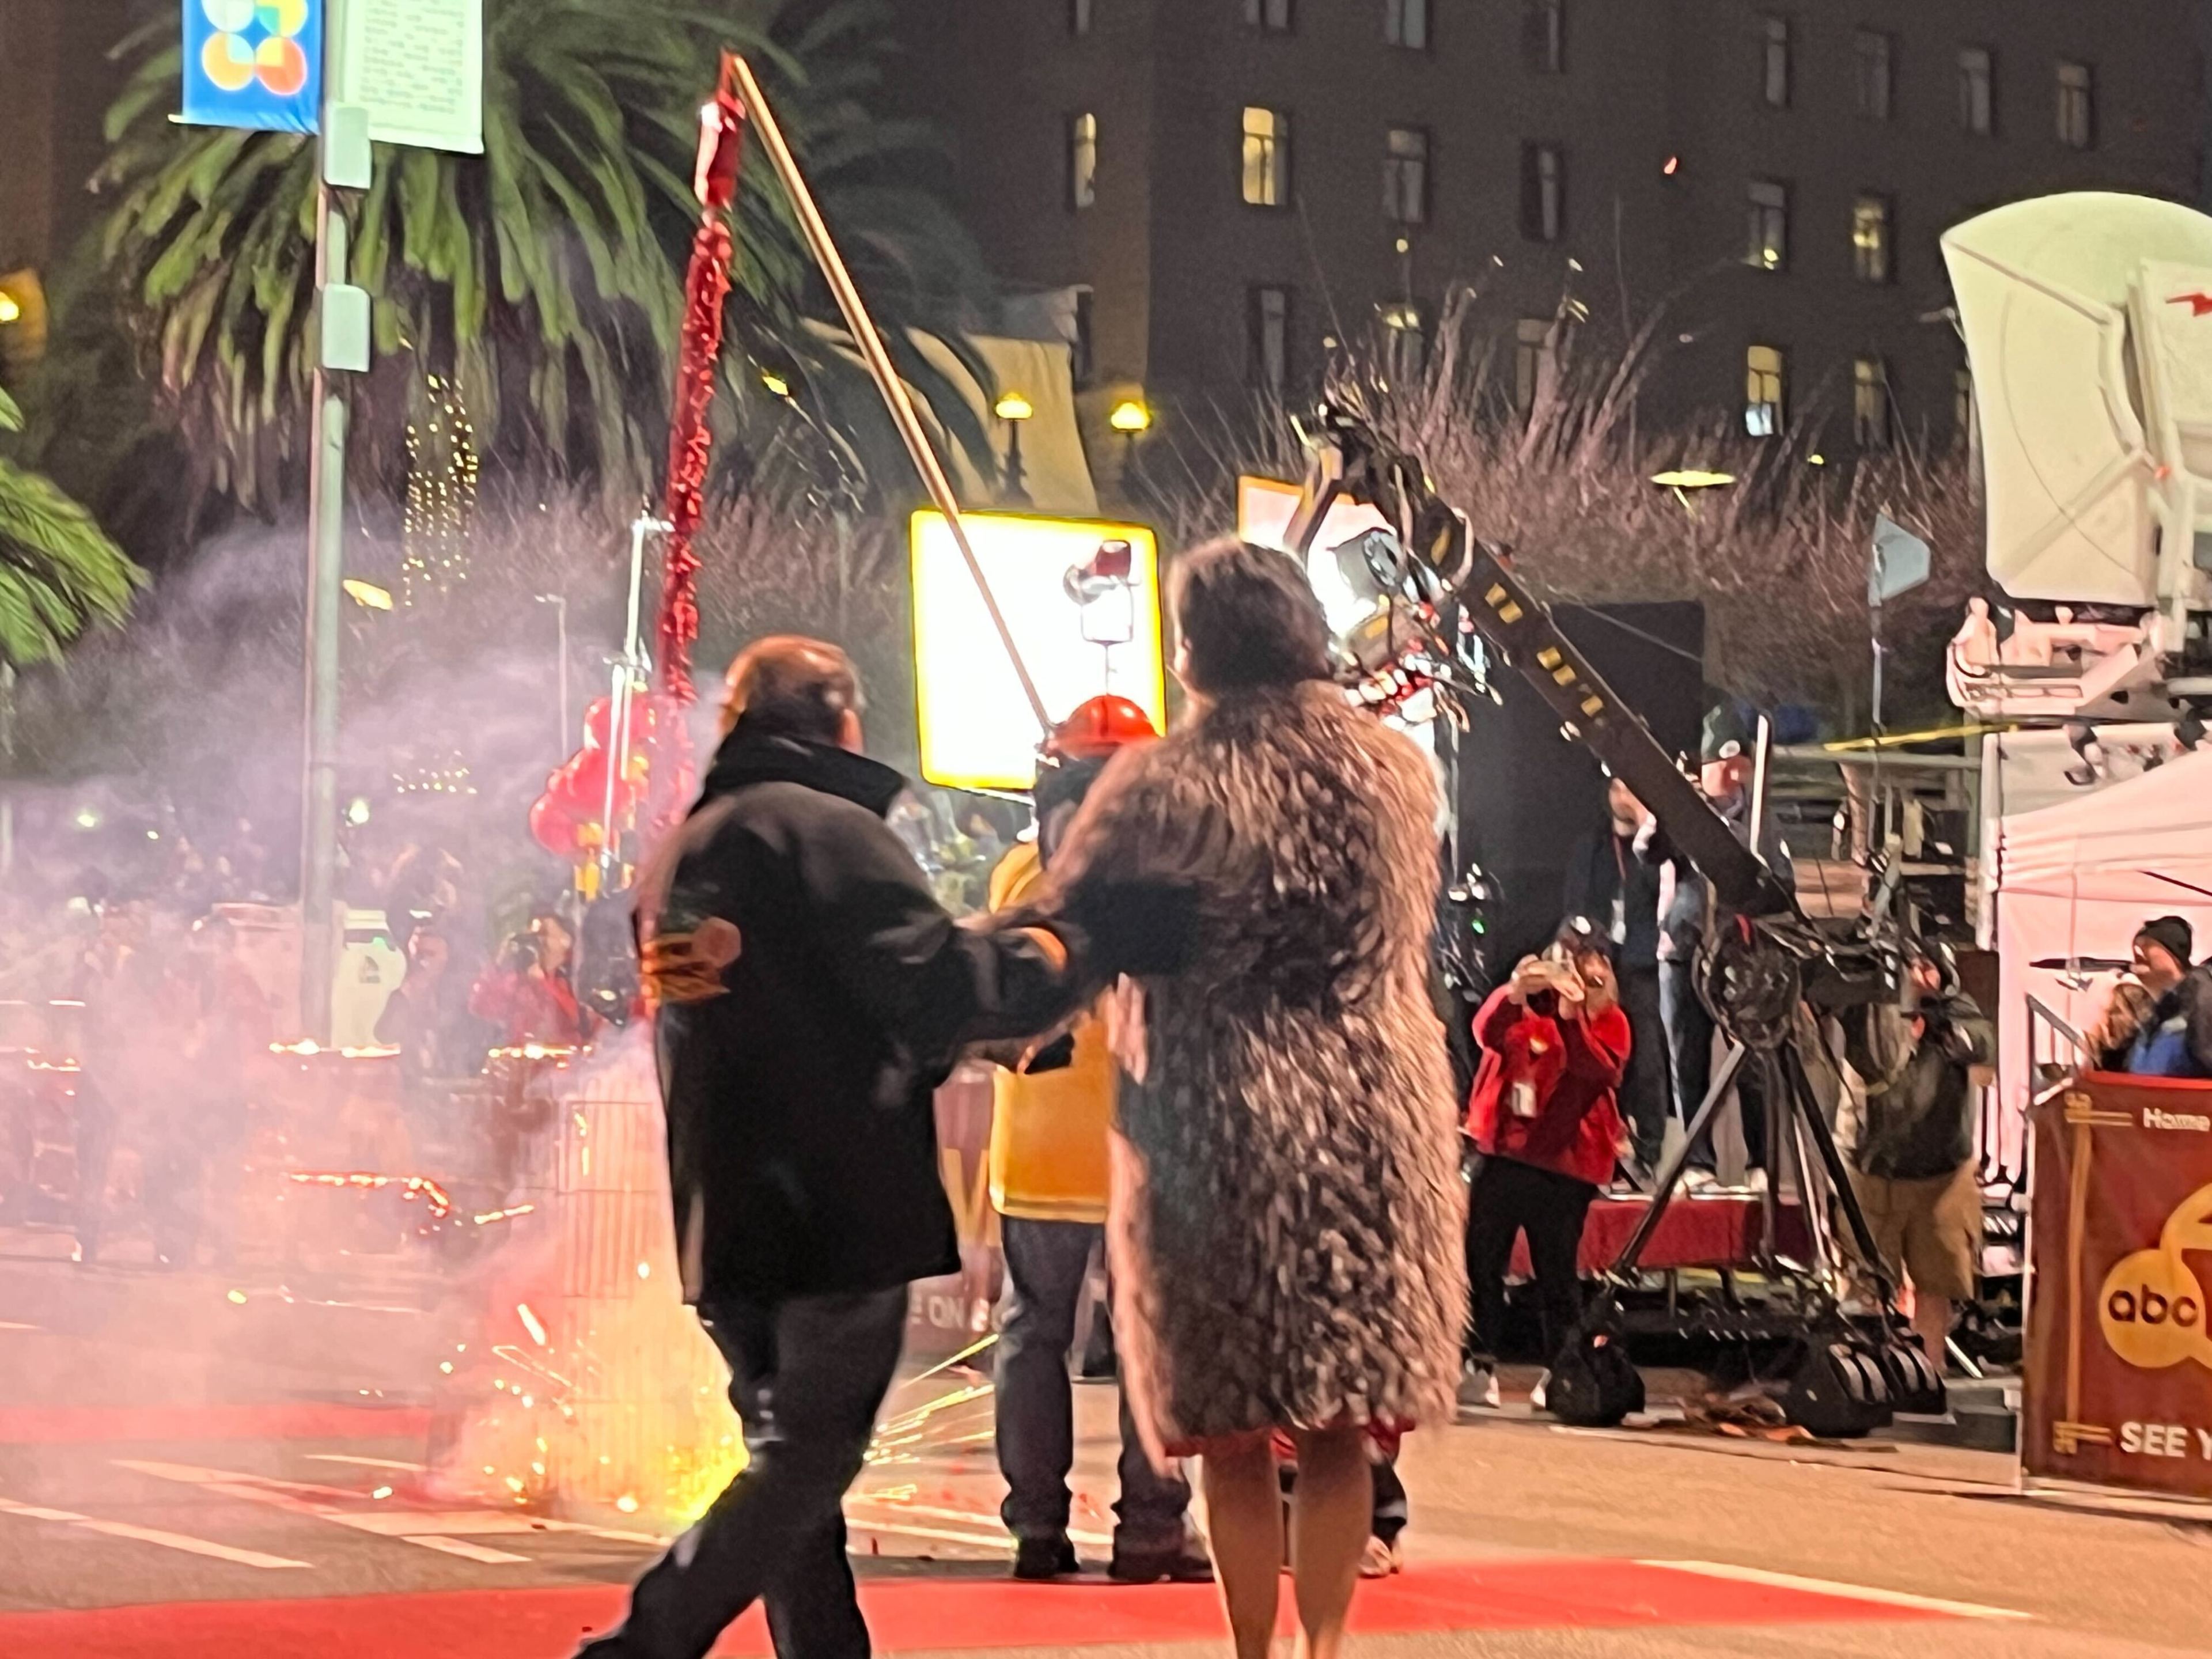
[794, 801, 1081, 1062]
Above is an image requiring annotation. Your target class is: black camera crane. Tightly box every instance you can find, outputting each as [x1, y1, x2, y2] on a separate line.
[1284, 400, 1945, 1433]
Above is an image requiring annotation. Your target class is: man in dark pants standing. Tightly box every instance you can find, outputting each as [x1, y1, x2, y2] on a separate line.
[1562, 775, 1671, 1179]
[1647, 716, 1794, 1185]
[983, 698, 1207, 1584]
[580, 637, 1081, 1659]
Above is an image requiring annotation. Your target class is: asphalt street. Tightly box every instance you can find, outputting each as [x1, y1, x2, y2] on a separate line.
[3, 1230, 2209, 1658]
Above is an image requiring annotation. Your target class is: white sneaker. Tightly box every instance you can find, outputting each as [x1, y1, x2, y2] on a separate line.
[1459, 1359, 1502, 1409]
[1680, 1167, 1718, 1191]
[1529, 1370, 1551, 1412]
[1746, 1168, 1770, 1195]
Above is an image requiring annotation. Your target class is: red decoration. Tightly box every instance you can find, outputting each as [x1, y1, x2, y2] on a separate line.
[528, 693, 697, 865]
[657, 54, 747, 707]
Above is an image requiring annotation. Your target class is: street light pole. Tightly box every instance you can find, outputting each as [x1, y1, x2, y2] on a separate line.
[537, 593, 571, 751]
[299, 1, 365, 1043]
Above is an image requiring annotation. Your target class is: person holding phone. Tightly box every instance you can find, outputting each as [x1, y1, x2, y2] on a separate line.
[1462, 922, 1631, 1404]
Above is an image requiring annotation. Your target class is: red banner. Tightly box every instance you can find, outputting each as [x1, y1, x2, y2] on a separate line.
[2024, 1074, 2212, 1499]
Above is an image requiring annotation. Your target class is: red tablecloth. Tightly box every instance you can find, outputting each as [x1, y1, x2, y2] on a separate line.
[1509, 1191, 1812, 1278]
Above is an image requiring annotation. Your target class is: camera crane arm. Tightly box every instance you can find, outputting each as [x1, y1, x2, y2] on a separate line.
[1283, 406, 1795, 925]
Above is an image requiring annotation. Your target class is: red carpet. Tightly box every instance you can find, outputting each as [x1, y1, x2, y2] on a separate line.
[0, 1559, 1954, 1657]
[0, 1403, 431, 1445]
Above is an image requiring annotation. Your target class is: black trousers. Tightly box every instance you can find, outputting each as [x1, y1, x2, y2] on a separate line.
[579, 1286, 908, 1659]
[1616, 966, 1672, 1171]
[1465, 1156, 1597, 1365]
[1659, 958, 1768, 1174]
[996, 1215, 1190, 1548]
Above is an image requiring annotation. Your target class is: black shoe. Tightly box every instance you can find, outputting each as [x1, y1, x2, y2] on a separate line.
[1107, 1536, 1214, 1584]
[1012, 1535, 1081, 1581]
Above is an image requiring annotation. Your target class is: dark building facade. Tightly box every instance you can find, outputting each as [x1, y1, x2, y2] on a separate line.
[888, 0, 2206, 461]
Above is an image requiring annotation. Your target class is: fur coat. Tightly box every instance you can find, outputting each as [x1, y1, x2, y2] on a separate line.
[1040, 681, 1468, 1453]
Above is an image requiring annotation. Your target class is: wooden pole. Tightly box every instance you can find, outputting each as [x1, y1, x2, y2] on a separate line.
[726, 54, 1051, 734]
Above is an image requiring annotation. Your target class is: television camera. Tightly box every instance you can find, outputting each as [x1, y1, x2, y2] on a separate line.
[1285, 397, 1945, 1435]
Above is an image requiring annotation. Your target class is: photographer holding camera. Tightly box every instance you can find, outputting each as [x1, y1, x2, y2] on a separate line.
[469, 910, 597, 1049]
[1462, 921, 1630, 1406]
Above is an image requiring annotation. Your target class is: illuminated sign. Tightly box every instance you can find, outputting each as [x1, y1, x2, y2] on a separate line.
[910, 512, 1165, 791]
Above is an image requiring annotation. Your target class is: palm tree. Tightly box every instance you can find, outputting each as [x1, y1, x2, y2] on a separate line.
[96, 0, 991, 510]
[0, 386, 144, 668]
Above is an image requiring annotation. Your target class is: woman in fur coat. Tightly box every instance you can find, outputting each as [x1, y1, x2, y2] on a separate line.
[1020, 539, 1467, 1659]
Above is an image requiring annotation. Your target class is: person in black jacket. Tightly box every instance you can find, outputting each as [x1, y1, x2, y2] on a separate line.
[579, 637, 1081, 1659]
[1562, 775, 1670, 1176]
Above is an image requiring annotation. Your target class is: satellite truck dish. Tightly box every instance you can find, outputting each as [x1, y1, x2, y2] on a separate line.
[1942, 192, 2212, 624]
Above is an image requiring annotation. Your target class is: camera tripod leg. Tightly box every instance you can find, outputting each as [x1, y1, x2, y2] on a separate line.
[1609, 1038, 1749, 1280]
[1777, 1043, 1899, 1309]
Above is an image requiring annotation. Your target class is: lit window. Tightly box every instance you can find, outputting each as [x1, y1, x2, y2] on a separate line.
[1384, 128, 1429, 225]
[1745, 180, 1787, 271]
[1762, 16, 1790, 108]
[1854, 357, 1891, 448]
[1960, 47, 1994, 135]
[1385, 0, 1429, 50]
[1069, 112, 1098, 210]
[1745, 344, 1785, 437]
[1522, 143, 1564, 242]
[1852, 195, 1892, 283]
[1241, 108, 1290, 207]
[1525, 0, 1565, 74]
[1514, 317, 1551, 413]
[1245, 0, 1292, 32]
[1855, 31, 1893, 120]
[2058, 61, 2094, 150]
[1249, 286, 1290, 392]
[1071, 0, 1093, 35]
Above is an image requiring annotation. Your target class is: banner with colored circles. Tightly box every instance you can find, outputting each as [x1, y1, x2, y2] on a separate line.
[182, 0, 322, 134]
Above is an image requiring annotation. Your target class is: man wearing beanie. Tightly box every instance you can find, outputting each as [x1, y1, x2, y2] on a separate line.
[2106, 916, 2212, 1078]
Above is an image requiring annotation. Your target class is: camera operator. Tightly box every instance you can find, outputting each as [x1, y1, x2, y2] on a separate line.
[1462, 921, 1630, 1408]
[1840, 944, 1993, 1377]
[1563, 775, 1669, 1177]
[469, 910, 596, 1048]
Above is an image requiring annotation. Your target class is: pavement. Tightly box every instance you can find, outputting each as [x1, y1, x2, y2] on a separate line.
[3, 1225, 2210, 1659]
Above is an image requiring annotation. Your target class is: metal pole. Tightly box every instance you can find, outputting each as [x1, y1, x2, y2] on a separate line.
[299, 188, 350, 1044]
[601, 517, 664, 887]
[725, 54, 1050, 734]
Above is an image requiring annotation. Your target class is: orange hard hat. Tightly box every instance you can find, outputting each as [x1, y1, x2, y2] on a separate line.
[1047, 695, 1157, 760]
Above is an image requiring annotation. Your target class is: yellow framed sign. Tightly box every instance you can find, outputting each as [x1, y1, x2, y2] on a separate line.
[910, 511, 1166, 791]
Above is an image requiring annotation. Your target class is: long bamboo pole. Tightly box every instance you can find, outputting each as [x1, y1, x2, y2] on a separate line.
[727, 54, 1051, 734]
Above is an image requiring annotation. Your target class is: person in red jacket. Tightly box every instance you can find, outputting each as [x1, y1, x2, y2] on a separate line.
[1464, 922, 1630, 1399]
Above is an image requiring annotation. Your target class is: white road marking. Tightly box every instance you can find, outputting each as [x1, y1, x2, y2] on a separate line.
[1643, 1559, 2029, 1620]
[305, 1453, 427, 1472]
[0, 1494, 309, 1570]
[402, 1534, 532, 1564]
[114, 1459, 664, 1557]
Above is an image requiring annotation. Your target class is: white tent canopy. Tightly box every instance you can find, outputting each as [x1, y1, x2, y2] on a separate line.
[1990, 748, 2212, 1166]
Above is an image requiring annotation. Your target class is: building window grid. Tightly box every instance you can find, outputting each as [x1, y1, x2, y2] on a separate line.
[1384, 127, 1429, 225]
[1745, 344, 1785, 437]
[1762, 16, 1791, 108]
[1249, 285, 1290, 393]
[1852, 195, 1892, 284]
[1855, 30, 1893, 120]
[1069, 112, 1099, 210]
[1960, 46, 1995, 135]
[1241, 107, 1290, 207]
[1522, 143, 1564, 242]
[2058, 61, 2095, 149]
[1245, 0, 1292, 32]
[1745, 180, 1788, 272]
[1525, 0, 1565, 75]
[1385, 0, 1429, 51]
[1854, 357, 1892, 449]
